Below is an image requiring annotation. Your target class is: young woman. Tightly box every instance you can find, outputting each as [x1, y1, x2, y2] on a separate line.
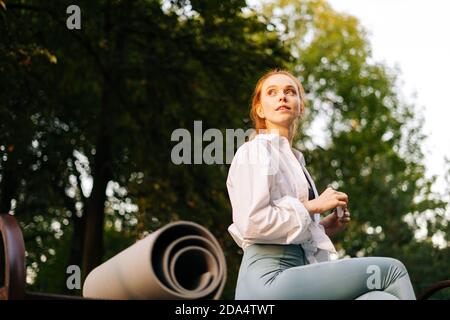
[226, 69, 416, 300]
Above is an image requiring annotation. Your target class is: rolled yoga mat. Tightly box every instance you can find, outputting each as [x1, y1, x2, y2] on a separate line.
[82, 221, 226, 300]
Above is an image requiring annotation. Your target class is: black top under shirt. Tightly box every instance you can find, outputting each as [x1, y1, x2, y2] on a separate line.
[308, 185, 315, 200]
[301, 166, 316, 201]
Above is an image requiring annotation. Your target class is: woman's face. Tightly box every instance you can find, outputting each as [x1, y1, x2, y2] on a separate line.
[257, 73, 301, 130]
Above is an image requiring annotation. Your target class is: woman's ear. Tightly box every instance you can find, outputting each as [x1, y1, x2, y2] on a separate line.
[256, 103, 265, 119]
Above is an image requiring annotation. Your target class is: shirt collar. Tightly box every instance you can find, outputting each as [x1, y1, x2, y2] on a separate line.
[254, 133, 306, 165]
[291, 148, 306, 166]
[253, 132, 287, 142]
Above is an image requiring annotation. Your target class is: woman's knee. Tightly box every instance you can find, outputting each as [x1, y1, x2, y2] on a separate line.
[384, 257, 408, 272]
[368, 256, 407, 271]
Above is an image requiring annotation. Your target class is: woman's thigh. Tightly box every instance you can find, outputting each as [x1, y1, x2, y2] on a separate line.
[247, 256, 412, 300]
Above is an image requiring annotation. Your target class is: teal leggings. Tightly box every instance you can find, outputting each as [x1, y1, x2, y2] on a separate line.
[235, 244, 416, 300]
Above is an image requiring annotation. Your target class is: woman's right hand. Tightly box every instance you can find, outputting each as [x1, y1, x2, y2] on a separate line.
[303, 187, 348, 214]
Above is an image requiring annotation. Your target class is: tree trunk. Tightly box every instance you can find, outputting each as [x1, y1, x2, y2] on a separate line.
[81, 87, 112, 276]
[62, 213, 86, 294]
[81, 0, 114, 279]
[81, 130, 112, 278]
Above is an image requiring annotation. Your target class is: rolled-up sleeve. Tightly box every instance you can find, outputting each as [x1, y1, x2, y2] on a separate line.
[226, 141, 313, 245]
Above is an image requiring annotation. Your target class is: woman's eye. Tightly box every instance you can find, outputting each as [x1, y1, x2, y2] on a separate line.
[268, 89, 276, 96]
[285, 89, 295, 95]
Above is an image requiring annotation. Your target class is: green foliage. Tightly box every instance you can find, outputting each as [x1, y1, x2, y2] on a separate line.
[1, 0, 289, 298]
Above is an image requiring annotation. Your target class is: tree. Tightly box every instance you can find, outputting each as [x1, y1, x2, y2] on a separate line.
[1, 0, 291, 297]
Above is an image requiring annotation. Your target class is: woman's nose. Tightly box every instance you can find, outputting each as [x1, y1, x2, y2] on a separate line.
[278, 92, 287, 101]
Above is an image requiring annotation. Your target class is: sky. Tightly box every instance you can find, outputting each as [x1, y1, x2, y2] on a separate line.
[324, 0, 450, 194]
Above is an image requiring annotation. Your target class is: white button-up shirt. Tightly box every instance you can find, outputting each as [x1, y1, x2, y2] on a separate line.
[226, 133, 337, 264]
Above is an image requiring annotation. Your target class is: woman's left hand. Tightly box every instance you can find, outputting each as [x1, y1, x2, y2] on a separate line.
[319, 207, 351, 237]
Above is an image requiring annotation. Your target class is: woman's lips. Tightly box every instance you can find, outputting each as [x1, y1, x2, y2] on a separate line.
[276, 105, 291, 111]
